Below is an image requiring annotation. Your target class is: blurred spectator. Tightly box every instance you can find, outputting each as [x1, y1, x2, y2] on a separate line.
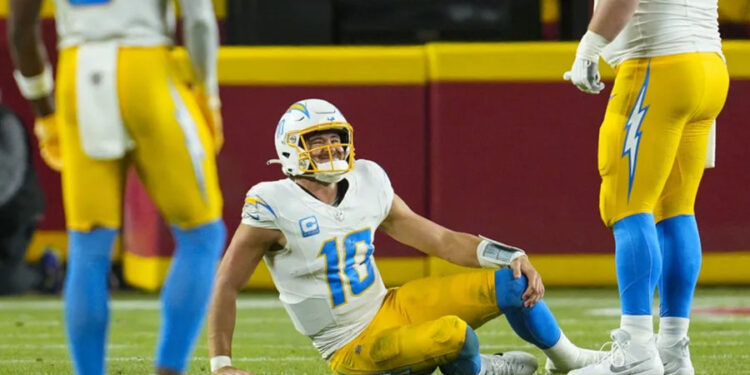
[0, 101, 60, 295]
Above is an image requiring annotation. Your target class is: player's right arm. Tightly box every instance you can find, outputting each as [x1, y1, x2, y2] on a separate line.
[207, 224, 283, 375]
[380, 194, 545, 307]
[563, 0, 639, 94]
[8, 0, 61, 170]
[587, 0, 640, 41]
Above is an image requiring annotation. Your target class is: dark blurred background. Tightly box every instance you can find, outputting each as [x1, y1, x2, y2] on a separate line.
[223, 0, 750, 45]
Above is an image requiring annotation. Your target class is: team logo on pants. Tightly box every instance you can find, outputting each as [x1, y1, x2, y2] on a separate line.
[621, 64, 651, 201]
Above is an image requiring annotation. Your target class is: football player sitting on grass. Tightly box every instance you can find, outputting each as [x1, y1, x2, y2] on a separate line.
[207, 99, 603, 375]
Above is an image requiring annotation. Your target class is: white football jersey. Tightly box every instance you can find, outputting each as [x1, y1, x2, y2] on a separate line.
[54, 0, 175, 48]
[599, 0, 723, 67]
[241, 159, 394, 359]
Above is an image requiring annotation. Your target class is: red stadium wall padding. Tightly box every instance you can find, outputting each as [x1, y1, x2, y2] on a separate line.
[429, 82, 612, 254]
[428, 80, 750, 254]
[696, 80, 750, 252]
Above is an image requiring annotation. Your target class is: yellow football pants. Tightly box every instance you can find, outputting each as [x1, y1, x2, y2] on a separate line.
[56, 47, 223, 231]
[598, 52, 729, 226]
[329, 271, 500, 374]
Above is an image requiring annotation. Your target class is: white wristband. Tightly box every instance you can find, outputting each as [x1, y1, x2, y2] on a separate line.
[576, 30, 610, 62]
[476, 236, 526, 269]
[210, 355, 232, 372]
[13, 64, 54, 100]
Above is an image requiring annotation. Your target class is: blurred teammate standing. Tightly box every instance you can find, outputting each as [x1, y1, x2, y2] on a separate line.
[564, 0, 729, 374]
[8, 0, 226, 374]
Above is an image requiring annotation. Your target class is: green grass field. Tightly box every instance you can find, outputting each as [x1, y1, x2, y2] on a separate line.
[1, 287, 749, 375]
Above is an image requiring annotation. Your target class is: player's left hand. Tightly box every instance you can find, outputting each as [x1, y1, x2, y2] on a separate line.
[510, 255, 545, 307]
[33, 113, 63, 171]
[194, 87, 225, 154]
[563, 30, 610, 95]
[564, 58, 605, 94]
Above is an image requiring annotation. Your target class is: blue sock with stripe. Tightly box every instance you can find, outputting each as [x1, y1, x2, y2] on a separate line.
[439, 326, 482, 375]
[495, 268, 561, 349]
[155, 220, 226, 373]
[657, 215, 701, 318]
[64, 228, 117, 375]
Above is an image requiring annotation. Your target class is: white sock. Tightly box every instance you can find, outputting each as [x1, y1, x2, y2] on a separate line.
[658, 317, 690, 346]
[543, 332, 580, 366]
[621, 315, 654, 345]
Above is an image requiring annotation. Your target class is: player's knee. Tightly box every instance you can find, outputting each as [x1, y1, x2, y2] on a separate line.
[494, 268, 528, 310]
[431, 315, 470, 355]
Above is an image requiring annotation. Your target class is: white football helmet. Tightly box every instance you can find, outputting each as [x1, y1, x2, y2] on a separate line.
[271, 99, 354, 183]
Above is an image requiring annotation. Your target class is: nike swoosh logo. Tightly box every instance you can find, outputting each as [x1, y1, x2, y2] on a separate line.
[610, 358, 650, 374]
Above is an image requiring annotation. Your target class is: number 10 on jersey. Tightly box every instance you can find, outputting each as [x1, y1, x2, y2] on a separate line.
[319, 228, 376, 307]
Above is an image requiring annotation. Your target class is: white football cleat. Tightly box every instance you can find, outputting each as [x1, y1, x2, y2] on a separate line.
[567, 329, 664, 375]
[657, 337, 694, 375]
[480, 351, 538, 375]
[544, 347, 606, 374]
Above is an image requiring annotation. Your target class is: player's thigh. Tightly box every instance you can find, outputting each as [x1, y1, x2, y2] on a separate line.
[116, 48, 222, 228]
[598, 57, 691, 227]
[392, 270, 500, 328]
[655, 54, 729, 222]
[653, 120, 713, 222]
[331, 315, 469, 375]
[57, 48, 127, 231]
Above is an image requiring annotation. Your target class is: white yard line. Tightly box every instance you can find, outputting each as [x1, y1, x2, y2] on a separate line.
[0, 320, 60, 326]
[587, 307, 750, 319]
[0, 294, 746, 311]
[692, 330, 750, 337]
[0, 333, 63, 339]
[193, 356, 319, 362]
[235, 317, 291, 324]
[0, 296, 283, 311]
[691, 341, 746, 346]
[0, 355, 321, 364]
[0, 344, 137, 350]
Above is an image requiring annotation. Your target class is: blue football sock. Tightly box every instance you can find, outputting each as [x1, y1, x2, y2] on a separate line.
[614, 213, 662, 316]
[657, 215, 701, 318]
[155, 220, 226, 373]
[64, 228, 117, 375]
[495, 268, 561, 349]
[440, 326, 482, 375]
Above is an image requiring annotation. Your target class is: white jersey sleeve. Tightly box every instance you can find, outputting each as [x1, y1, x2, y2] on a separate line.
[240, 183, 280, 230]
[366, 160, 395, 218]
